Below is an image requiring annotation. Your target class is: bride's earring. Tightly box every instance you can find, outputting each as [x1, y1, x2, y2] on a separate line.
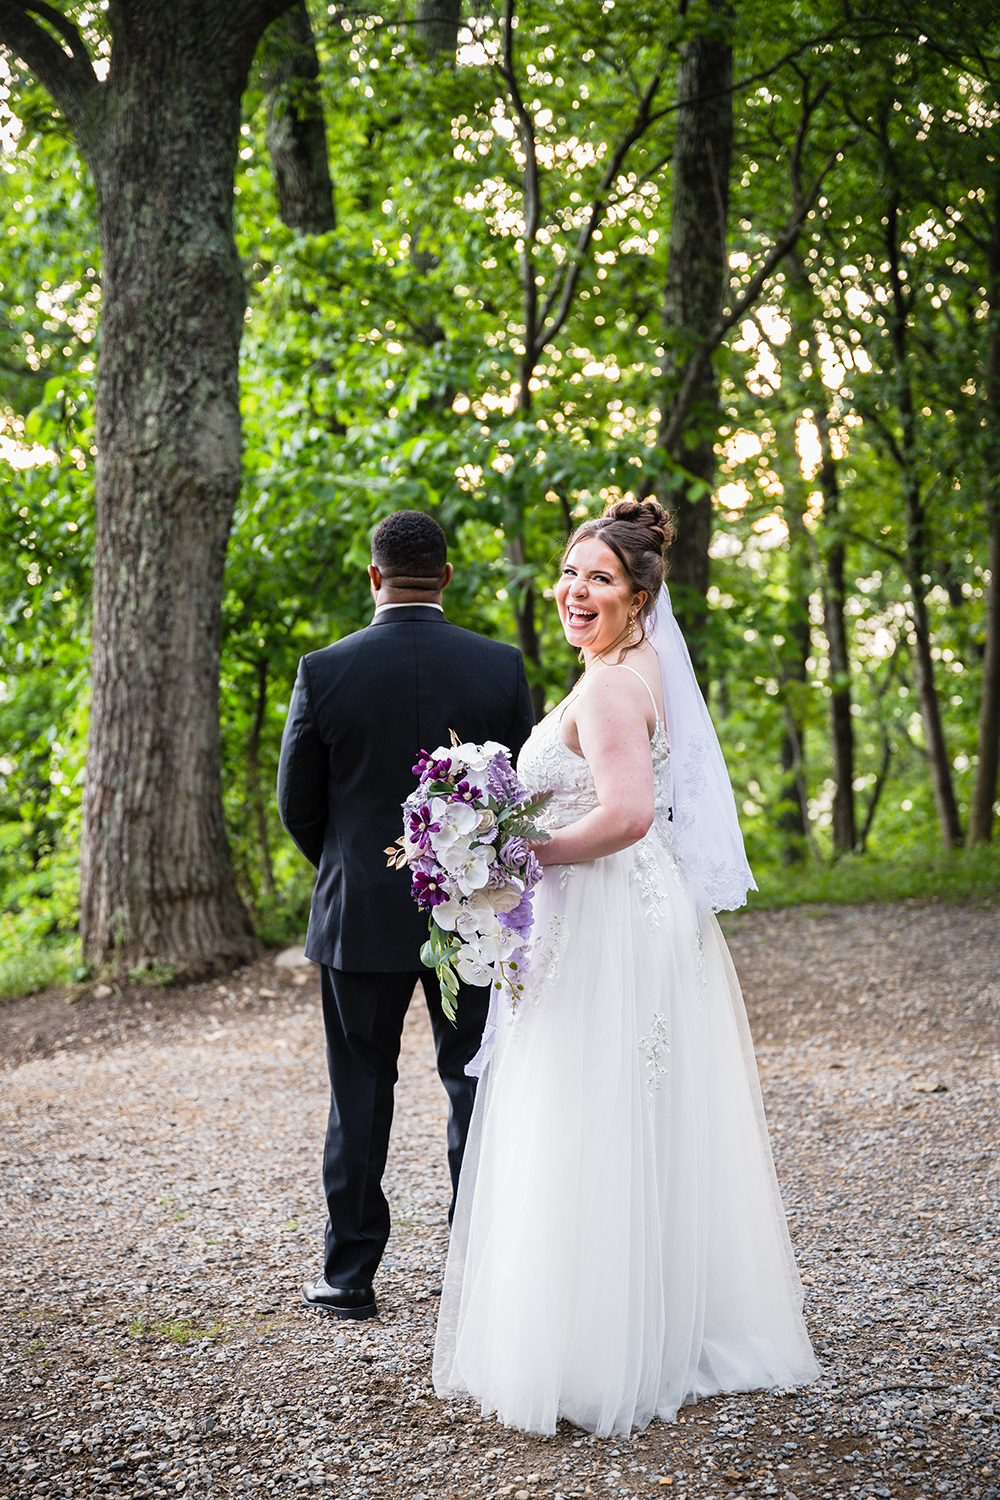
[628, 612, 636, 644]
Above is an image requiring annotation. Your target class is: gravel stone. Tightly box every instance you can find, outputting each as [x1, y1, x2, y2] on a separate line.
[1, 899, 998, 1498]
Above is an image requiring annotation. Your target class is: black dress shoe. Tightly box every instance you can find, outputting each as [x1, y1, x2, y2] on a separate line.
[300, 1277, 378, 1320]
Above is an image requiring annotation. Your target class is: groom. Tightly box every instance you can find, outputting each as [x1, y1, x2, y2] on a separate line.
[277, 510, 534, 1320]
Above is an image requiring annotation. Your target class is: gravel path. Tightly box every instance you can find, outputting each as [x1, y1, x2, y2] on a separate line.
[1, 900, 998, 1500]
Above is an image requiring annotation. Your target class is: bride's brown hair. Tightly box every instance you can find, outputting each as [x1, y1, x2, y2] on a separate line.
[562, 498, 674, 649]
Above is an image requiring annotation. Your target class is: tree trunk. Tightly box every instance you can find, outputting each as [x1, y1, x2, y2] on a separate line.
[263, 0, 336, 233]
[655, 5, 733, 673]
[897, 401, 962, 854]
[880, 179, 962, 849]
[908, 577, 964, 848]
[816, 413, 857, 855]
[506, 520, 545, 722]
[246, 657, 277, 901]
[969, 505, 1000, 843]
[415, 0, 462, 61]
[785, 248, 856, 855]
[859, 728, 893, 853]
[969, 172, 1000, 844]
[64, 5, 292, 972]
[777, 491, 813, 863]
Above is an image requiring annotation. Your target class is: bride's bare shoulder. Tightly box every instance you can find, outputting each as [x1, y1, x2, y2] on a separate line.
[590, 652, 660, 711]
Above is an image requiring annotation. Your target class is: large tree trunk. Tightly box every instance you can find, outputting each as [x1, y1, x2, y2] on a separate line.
[79, 15, 271, 972]
[0, 1, 296, 973]
[655, 5, 733, 673]
[263, 0, 336, 233]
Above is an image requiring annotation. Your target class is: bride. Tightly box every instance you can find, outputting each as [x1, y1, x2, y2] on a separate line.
[432, 498, 819, 1437]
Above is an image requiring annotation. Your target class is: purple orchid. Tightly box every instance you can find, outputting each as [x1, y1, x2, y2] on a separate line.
[412, 749, 454, 782]
[412, 868, 450, 909]
[406, 802, 441, 851]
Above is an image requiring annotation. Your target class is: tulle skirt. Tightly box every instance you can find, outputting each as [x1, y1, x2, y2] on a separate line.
[432, 833, 820, 1436]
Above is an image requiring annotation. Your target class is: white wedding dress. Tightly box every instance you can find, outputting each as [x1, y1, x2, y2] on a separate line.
[433, 677, 820, 1436]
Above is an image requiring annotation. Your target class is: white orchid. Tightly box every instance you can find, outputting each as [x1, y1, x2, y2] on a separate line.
[494, 924, 523, 961]
[454, 943, 494, 986]
[455, 923, 523, 976]
[431, 895, 465, 931]
[428, 795, 480, 853]
[453, 739, 507, 772]
[439, 840, 492, 896]
[455, 894, 498, 940]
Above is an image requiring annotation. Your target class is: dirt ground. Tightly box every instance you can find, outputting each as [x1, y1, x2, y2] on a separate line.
[1, 898, 998, 1500]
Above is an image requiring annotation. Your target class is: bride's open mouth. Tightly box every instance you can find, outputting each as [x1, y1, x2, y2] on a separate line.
[566, 606, 597, 628]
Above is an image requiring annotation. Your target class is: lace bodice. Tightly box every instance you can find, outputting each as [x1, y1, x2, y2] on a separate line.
[517, 699, 674, 851]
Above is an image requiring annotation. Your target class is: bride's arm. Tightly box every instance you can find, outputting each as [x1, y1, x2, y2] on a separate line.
[534, 672, 655, 865]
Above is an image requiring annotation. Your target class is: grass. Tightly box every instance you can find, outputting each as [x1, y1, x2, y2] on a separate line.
[127, 961, 178, 986]
[747, 842, 1000, 910]
[127, 1315, 225, 1344]
[0, 934, 81, 1004]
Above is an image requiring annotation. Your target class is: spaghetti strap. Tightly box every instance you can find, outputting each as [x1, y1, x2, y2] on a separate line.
[617, 663, 661, 723]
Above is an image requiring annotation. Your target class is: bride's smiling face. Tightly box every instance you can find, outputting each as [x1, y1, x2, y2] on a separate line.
[555, 536, 644, 656]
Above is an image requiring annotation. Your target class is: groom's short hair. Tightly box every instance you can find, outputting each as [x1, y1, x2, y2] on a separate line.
[372, 511, 448, 581]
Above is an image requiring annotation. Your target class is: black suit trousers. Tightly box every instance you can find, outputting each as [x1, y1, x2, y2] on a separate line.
[319, 965, 490, 1288]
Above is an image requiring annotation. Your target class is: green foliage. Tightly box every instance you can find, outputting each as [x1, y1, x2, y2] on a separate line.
[0, 921, 81, 1003]
[747, 844, 1000, 910]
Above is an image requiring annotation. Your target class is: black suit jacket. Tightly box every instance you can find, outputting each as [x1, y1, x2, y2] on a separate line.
[276, 605, 535, 971]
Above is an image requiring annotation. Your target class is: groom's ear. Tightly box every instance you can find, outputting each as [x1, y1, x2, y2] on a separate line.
[441, 562, 454, 589]
[368, 564, 382, 592]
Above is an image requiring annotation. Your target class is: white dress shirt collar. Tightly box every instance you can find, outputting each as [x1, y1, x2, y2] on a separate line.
[372, 600, 445, 619]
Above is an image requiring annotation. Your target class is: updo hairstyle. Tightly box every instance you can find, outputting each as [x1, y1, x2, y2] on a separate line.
[562, 498, 674, 646]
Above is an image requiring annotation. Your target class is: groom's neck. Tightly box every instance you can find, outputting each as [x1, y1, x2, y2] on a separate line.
[369, 562, 451, 609]
[373, 585, 445, 607]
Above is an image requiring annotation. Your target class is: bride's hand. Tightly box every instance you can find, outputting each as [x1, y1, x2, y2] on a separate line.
[527, 834, 558, 866]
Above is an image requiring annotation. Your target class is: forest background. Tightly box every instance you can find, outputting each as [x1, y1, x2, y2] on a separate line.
[1, 0, 999, 999]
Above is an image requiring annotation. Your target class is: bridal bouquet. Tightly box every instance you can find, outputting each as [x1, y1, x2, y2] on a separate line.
[386, 736, 550, 1022]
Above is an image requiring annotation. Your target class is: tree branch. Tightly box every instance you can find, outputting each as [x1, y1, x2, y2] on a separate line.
[495, 0, 540, 358]
[234, 0, 301, 32]
[536, 64, 666, 349]
[635, 22, 901, 129]
[658, 143, 843, 456]
[844, 528, 905, 566]
[0, 0, 100, 126]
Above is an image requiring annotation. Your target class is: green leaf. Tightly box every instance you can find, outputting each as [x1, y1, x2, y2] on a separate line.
[439, 961, 460, 995]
